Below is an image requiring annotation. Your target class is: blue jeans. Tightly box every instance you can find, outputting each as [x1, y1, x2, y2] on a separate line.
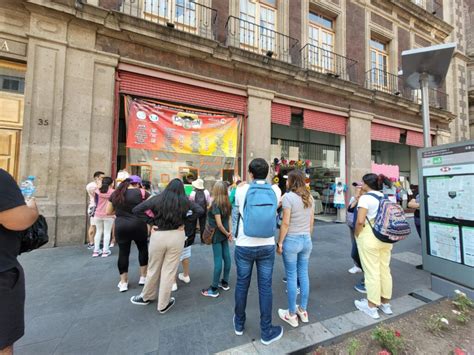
[282, 234, 312, 314]
[231, 206, 239, 237]
[234, 245, 275, 340]
[350, 229, 362, 270]
[212, 239, 231, 288]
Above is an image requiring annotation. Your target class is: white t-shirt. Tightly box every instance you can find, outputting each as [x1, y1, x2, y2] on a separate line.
[235, 182, 282, 247]
[357, 191, 384, 220]
[86, 181, 97, 207]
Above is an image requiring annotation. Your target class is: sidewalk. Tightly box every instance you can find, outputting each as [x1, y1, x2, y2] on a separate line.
[15, 220, 430, 355]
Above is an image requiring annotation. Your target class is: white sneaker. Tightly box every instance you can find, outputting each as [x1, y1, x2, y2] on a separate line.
[348, 265, 363, 274]
[278, 309, 299, 327]
[139, 276, 146, 286]
[354, 299, 380, 319]
[172, 283, 178, 292]
[379, 303, 393, 315]
[296, 306, 309, 323]
[178, 273, 191, 284]
[117, 282, 128, 292]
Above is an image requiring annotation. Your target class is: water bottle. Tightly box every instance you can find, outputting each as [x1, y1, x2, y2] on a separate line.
[20, 176, 36, 200]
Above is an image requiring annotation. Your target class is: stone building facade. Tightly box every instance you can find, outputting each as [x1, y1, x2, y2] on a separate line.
[0, 0, 467, 245]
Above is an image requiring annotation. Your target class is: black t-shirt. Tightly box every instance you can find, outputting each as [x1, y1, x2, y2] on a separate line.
[0, 169, 26, 272]
[110, 188, 150, 220]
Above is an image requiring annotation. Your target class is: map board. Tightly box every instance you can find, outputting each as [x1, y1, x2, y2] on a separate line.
[418, 141, 474, 288]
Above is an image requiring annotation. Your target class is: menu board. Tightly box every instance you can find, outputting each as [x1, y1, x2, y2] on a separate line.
[426, 175, 474, 220]
[428, 222, 461, 263]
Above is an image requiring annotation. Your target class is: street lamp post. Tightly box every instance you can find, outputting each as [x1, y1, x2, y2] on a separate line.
[400, 43, 456, 147]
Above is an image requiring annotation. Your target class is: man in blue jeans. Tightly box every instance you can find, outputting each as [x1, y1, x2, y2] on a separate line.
[233, 158, 284, 345]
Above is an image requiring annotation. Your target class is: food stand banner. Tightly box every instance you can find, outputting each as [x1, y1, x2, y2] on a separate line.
[126, 99, 240, 158]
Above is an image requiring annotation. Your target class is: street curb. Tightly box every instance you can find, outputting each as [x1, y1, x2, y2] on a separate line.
[217, 289, 444, 355]
[291, 294, 446, 354]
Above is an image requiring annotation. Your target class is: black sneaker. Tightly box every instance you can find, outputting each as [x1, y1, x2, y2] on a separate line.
[261, 325, 284, 345]
[130, 295, 150, 306]
[158, 297, 176, 314]
[219, 280, 230, 291]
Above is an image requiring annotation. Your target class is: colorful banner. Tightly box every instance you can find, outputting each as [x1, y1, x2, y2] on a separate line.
[126, 99, 240, 157]
[371, 162, 400, 180]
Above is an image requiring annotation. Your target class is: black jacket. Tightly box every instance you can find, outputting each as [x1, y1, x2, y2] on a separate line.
[132, 196, 204, 246]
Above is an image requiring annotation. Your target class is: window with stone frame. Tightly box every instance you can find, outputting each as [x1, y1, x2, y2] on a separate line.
[369, 38, 389, 91]
[411, 0, 426, 9]
[239, 0, 277, 54]
[307, 12, 335, 73]
[143, 0, 197, 31]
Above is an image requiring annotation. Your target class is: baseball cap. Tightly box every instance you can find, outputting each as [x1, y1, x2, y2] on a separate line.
[129, 175, 142, 184]
[352, 181, 363, 187]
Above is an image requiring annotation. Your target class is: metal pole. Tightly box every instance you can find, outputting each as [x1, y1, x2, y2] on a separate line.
[420, 73, 431, 147]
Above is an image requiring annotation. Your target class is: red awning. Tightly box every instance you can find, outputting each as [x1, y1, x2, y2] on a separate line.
[371, 123, 401, 143]
[406, 130, 424, 147]
[303, 110, 346, 135]
[271, 103, 291, 126]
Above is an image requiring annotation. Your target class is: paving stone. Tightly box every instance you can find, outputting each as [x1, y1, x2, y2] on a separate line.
[411, 288, 443, 302]
[16, 220, 430, 354]
[392, 251, 423, 266]
[389, 294, 426, 314]
[321, 315, 359, 336]
[215, 343, 259, 355]
[343, 309, 381, 327]
[253, 322, 334, 354]
[15, 338, 61, 355]
[157, 321, 208, 355]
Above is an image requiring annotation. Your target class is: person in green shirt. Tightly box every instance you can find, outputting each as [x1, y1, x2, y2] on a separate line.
[201, 181, 233, 298]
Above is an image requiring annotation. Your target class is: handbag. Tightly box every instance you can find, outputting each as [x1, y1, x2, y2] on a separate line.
[202, 223, 216, 245]
[20, 215, 49, 254]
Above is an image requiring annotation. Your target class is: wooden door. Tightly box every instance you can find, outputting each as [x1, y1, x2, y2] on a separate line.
[0, 129, 20, 178]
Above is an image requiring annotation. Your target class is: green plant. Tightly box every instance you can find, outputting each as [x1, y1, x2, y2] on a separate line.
[452, 309, 470, 324]
[347, 338, 361, 355]
[371, 325, 404, 355]
[453, 290, 473, 314]
[426, 313, 450, 335]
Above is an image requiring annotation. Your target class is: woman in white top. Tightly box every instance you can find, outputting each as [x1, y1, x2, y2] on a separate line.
[354, 173, 394, 320]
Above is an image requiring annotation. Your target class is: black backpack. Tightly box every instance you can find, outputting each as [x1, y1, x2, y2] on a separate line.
[194, 190, 208, 210]
[20, 215, 49, 254]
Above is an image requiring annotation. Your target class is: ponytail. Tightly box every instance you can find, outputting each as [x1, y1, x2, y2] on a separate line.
[99, 177, 113, 193]
[362, 173, 392, 191]
[110, 178, 131, 205]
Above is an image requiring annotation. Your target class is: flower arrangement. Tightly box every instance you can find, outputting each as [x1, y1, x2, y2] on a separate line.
[273, 158, 312, 174]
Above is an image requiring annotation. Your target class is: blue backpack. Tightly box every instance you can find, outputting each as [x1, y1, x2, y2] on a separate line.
[242, 181, 278, 238]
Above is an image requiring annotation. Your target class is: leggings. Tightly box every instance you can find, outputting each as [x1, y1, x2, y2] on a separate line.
[115, 218, 149, 275]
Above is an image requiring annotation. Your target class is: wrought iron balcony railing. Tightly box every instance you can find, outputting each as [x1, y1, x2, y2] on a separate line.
[119, 0, 217, 40]
[367, 68, 449, 110]
[300, 43, 358, 83]
[225, 16, 298, 64]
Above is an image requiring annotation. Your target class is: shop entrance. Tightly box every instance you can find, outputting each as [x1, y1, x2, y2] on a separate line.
[0, 60, 25, 179]
[116, 95, 243, 193]
[271, 123, 342, 217]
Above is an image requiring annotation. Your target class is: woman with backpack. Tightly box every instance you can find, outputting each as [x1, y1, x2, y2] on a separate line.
[130, 179, 203, 313]
[201, 181, 233, 298]
[107, 176, 149, 292]
[354, 173, 394, 319]
[277, 169, 314, 328]
[189, 179, 211, 243]
[92, 177, 115, 258]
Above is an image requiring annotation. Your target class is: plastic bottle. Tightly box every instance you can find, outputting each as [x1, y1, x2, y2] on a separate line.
[20, 176, 36, 200]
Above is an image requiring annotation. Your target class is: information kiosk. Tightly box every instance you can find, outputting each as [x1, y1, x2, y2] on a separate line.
[418, 141, 474, 297]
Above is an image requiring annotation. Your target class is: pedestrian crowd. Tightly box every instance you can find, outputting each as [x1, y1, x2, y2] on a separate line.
[0, 157, 410, 352]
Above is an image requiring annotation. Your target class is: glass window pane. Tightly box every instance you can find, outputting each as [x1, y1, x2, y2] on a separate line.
[309, 12, 333, 29]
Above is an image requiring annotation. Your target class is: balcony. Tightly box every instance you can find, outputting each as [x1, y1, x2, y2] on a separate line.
[300, 43, 358, 83]
[119, 0, 217, 40]
[366, 68, 449, 110]
[411, 0, 443, 16]
[225, 16, 298, 64]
